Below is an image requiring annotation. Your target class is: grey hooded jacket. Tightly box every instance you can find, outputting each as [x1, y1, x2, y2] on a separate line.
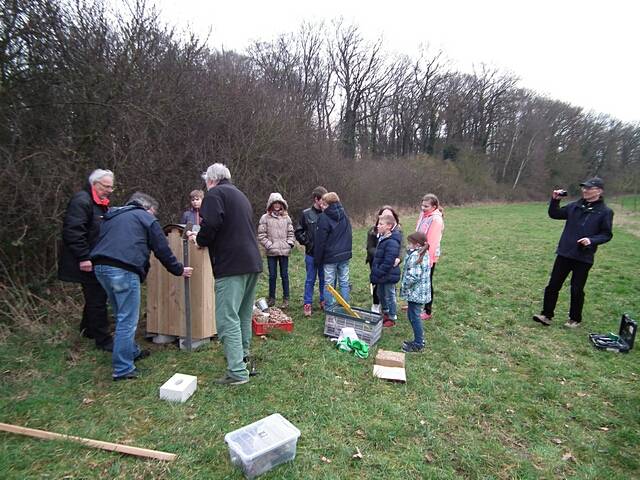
[257, 192, 295, 256]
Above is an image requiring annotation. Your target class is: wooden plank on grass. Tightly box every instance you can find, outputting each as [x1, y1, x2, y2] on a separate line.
[0, 423, 177, 462]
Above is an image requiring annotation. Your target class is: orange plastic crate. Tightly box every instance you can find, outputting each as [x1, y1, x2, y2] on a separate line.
[252, 317, 294, 336]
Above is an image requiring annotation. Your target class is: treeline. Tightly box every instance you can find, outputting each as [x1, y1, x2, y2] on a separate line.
[0, 0, 638, 285]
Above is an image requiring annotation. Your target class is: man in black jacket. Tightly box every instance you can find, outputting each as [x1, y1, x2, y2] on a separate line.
[58, 169, 115, 351]
[191, 163, 263, 386]
[533, 177, 614, 328]
[91, 192, 193, 380]
[295, 186, 327, 317]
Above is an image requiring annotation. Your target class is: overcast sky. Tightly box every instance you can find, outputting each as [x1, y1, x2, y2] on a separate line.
[151, 0, 639, 123]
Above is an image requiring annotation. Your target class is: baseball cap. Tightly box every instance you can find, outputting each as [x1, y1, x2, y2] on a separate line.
[579, 177, 604, 189]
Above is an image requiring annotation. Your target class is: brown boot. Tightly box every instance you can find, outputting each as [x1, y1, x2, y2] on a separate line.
[281, 299, 289, 309]
[267, 297, 275, 307]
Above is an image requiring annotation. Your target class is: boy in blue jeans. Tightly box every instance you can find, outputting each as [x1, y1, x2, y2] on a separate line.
[370, 214, 401, 327]
[314, 192, 353, 311]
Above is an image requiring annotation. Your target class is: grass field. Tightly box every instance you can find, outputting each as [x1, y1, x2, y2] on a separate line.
[1, 201, 639, 479]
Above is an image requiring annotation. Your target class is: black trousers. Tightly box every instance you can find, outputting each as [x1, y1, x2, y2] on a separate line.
[424, 263, 436, 314]
[368, 264, 380, 305]
[542, 255, 592, 323]
[80, 281, 111, 346]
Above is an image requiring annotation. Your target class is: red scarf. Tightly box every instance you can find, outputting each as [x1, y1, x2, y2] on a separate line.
[91, 186, 110, 207]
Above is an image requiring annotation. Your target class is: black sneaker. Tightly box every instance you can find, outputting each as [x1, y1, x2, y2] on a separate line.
[243, 357, 259, 377]
[215, 374, 249, 386]
[97, 340, 114, 352]
[135, 350, 151, 361]
[80, 328, 95, 339]
[402, 341, 425, 353]
[113, 369, 140, 381]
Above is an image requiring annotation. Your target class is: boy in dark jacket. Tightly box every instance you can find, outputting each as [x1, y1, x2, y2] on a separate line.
[180, 189, 204, 227]
[91, 192, 193, 381]
[533, 177, 613, 328]
[370, 215, 401, 327]
[314, 192, 352, 311]
[295, 186, 327, 316]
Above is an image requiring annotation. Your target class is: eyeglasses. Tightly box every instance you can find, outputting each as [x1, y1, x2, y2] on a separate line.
[95, 180, 115, 191]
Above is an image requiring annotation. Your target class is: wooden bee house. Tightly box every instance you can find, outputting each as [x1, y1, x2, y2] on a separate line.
[146, 224, 216, 339]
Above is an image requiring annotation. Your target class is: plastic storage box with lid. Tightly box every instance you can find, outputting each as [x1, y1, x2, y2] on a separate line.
[224, 413, 301, 479]
[324, 306, 383, 346]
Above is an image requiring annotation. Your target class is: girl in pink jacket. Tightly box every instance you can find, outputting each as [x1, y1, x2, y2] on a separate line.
[415, 193, 444, 320]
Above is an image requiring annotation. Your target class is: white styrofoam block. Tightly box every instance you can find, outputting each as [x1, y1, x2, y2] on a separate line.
[159, 373, 197, 403]
[152, 334, 177, 344]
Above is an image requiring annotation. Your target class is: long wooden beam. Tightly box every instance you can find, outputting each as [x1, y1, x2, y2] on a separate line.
[0, 422, 177, 462]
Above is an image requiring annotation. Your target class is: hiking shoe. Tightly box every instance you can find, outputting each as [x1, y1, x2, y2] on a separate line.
[267, 297, 276, 307]
[303, 304, 312, 317]
[383, 318, 396, 328]
[135, 350, 151, 361]
[402, 341, 425, 353]
[281, 299, 289, 309]
[215, 374, 249, 386]
[113, 369, 140, 381]
[532, 314, 552, 326]
[564, 320, 581, 328]
[420, 312, 432, 321]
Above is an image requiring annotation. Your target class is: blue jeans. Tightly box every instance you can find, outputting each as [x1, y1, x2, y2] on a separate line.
[267, 256, 289, 299]
[407, 301, 424, 346]
[377, 283, 397, 320]
[94, 265, 142, 378]
[323, 261, 350, 310]
[304, 254, 325, 305]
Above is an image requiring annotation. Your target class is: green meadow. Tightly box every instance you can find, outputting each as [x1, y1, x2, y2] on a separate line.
[1, 200, 639, 479]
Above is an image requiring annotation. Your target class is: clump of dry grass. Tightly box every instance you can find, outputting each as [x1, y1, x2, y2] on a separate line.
[0, 281, 81, 344]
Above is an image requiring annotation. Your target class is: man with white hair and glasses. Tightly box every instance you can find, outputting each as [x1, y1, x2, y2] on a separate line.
[189, 163, 263, 385]
[58, 169, 115, 351]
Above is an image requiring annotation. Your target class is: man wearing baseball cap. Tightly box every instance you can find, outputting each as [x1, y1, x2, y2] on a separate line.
[533, 176, 613, 328]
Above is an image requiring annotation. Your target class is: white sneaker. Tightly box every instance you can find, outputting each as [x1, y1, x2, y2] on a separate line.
[371, 304, 380, 313]
[564, 320, 581, 328]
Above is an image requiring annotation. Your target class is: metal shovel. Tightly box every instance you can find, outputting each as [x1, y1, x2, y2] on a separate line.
[182, 223, 193, 351]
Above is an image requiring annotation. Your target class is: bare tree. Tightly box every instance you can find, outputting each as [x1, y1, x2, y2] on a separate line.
[328, 21, 393, 159]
